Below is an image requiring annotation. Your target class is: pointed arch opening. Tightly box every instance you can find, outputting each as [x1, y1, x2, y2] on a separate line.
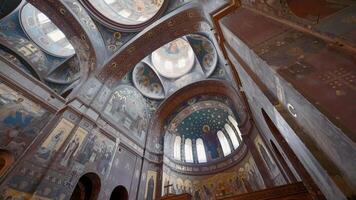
[0, 149, 14, 177]
[196, 138, 207, 163]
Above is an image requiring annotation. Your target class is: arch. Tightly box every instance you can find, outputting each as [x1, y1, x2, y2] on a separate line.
[110, 185, 128, 200]
[217, 131, 231, 156]
[0, 0, 22, 19]
[80, 0, 169, 32]
[0, 149, 14, 177]
[173, 136, 181, 161]
[70, 173, 101, 200]
[224, 123, 239, 149]
[148, 80, 248, 154]
[97, 4, 207, 82]
[184, 138, 193, 163]
[196, 138, 207, 163]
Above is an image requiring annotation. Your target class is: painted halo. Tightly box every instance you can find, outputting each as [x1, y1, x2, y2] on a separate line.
[20, 3, 75, 57]
[132, 62, 165, 99]
[151, 38, 195, 79]
[83, 0, 166, 31]
[187, 34, 218, 76]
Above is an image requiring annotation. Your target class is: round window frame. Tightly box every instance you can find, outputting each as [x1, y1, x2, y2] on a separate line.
[79, 0, 169, 32]
[19, 3, 75, 58]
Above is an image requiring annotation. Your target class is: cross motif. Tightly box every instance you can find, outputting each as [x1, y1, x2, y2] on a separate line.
[164, 181, 174, 195]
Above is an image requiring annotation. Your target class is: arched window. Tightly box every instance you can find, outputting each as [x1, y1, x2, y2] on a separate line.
[217, 131, 231, 156]
[196, 138, 207, 163]
[184, 138, 193, 163]
[110, 185, 128, 200]
[173, 136, 181, 161]
[224, 124, 239, 149]
[228, 115, 243, 140]
[70, 173, 101, 200]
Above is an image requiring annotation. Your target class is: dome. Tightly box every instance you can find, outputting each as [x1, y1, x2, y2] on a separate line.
[20, 3, 75, 57]
[85, 0, 165, 26]
[151, 38, 195, 79]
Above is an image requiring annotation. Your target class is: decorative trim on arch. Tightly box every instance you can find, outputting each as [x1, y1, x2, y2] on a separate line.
[96, 3, 209, 85]
[146, 79, 249, 154]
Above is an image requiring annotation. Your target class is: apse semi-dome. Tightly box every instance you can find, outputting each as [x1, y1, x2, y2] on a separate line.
[151, 38, 195, 79]
[168, 100, 243, 163]
[20, 3, 75, 57]
[83, 0, 166, 30]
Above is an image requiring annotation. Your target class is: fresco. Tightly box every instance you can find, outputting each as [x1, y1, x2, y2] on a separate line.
[104, 85, 149, 139]
[187, 34, 218, 76]
[0, 82, 51, 158]
[60, 127, 87, 167]
[167, 98, 237, 160]
[162, 154, 266, 199]
[145, 170, 158, 200]
[132, 62, 165, 99]
[75, 129, 116, 177]
[36, 118, 75, 161]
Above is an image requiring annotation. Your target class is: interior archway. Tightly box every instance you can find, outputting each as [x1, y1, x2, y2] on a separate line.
[0, 149, 14, 177]
[70, 173, 101, 200]
[110, 185, 128, 200]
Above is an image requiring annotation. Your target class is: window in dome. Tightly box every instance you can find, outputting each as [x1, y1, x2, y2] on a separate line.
[217, 131, 231, 156]
[84, 0, 165, 26]
[224, 124, 239, 149]
[20, 3, 75, 57]
[196, 138, 207, 163]
[184, 138, 193, 163]
[173, 136, 181, 161]
[151, 38, 195, 79]
[228, 115, 242, 140]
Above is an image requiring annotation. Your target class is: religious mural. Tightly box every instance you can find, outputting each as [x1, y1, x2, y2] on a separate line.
[59, 127, 87, 167]
[145, 170, 158, 200]
[167, 96, 239, 160]
[36, 118, 74, 162]
[162, 154, 266, 199]
[187, 34, 218, 76]
[104, 85, 149, 140]
[132, 62, 165, 99]
[0, 82, 51, 158]
[75, 130, 116, 177]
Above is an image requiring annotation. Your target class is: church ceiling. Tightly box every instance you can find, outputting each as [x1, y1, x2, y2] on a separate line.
[168, 96, 235, 139]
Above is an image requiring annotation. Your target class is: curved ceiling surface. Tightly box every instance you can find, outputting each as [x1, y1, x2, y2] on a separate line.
[169, 100, 233, 139]
[20, 3, 75, 57]
[87, 0, 164, 25]
[151, 38, 195, 79]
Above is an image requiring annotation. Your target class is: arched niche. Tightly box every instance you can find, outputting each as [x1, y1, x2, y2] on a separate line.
[110, 185, 128, 200]
[70, 173, 101, 200]
[0, 149, 14, 177]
